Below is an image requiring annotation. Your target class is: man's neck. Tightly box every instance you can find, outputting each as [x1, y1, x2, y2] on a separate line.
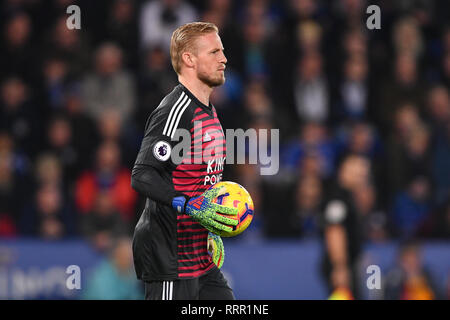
[178, 75, 213, 107]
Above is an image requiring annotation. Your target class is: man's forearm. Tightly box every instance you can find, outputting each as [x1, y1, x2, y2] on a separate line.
[325, 224, 348, 267]
[131, 164, 183, 207]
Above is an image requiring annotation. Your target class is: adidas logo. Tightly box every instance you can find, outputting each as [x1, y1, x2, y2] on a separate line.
[203, 131, 212, 142]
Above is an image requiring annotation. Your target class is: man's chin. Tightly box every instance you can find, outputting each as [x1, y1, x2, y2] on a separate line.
[212, 77, 225, 87]
[199, 74, 225, 87]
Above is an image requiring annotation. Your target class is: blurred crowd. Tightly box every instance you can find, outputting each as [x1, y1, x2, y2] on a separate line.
[0, 0, 449, 298]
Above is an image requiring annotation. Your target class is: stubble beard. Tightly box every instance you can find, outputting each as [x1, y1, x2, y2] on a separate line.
[197, 70, 225, 88]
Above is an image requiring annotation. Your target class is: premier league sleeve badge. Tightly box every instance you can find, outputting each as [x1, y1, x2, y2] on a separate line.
[153, 140, 172, 162]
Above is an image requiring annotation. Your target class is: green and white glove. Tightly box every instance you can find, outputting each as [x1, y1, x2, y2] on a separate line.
[208, 232, 225, 269]
[172, 186, 238, 233]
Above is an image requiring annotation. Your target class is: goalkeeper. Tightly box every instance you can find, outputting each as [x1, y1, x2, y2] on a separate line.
[131, 22, 236, 300]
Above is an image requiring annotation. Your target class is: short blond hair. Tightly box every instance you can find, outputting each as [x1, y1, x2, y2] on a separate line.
[170, 22, 219, 75]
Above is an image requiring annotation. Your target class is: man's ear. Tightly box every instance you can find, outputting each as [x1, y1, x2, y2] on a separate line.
[181, 52, 195, 69]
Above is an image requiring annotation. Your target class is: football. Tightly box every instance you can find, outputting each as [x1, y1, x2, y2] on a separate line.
[209, 181, 254, 237]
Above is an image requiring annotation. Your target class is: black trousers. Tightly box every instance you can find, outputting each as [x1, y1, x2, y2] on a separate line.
[144, 267, 235, 300]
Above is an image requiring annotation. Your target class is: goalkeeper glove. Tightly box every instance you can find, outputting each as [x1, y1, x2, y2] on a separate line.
[208, 232, 224, 269]
[172, 186, 238, 233]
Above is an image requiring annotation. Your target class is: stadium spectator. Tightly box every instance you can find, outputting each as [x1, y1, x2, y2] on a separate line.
[242, 80, 273, 127]
[208, 69, 244, 130]
[42, 57, 69, 111]
[293, 52, 329, 123]
[136, 45, 177, 131]
[139, 0, 198, 52]
[289, 0, 320, 21]
[81, 191, 129, 252]
[96, 108, 138, 168]
[0, 77, 43, 157]
[341, 28, 367, 58]
[327, 27, 368, 84]
[82, 237, 143, 299]
[19, 183, 76, 239]
[282, 122, 336, 179]
[201, 0, 244, 77]
[337, 122, 379, 160]
[283, 0, 322, 42]
[296, 20, 322, 55]
[384, 240, 439, 300]
[294, 174, 323, 237]
[392, 16, 424, 59]
[63, 84, 99, 173]
[75, 140, 137, 221]
[241, 11, 272, 80]
[391, 175, 432, 239]
[352, 183, 389, 242]
[334, 54, 369, 123]
[335, 0, 366, 29]
[105, 0, 139, 71]
[0, 12, 36, 83]
[34, 153, 64, 192]
[336, 122, 385, 202]
[425, 84, 450, 129]
[81, 42, 136, 123]
[41, 15, 91, 78]
[44, 114, 81, 185]
[386, 104, 428, 200]
[298, 152, 323, 179]
[379, 53, 425, 131]
[202, 0, 232, 24]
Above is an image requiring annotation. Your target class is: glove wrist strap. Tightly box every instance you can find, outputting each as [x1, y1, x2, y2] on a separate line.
[172, 196, 190, 214]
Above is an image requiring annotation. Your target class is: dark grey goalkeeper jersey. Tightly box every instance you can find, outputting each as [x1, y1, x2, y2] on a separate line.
[131, 83, 227, 281]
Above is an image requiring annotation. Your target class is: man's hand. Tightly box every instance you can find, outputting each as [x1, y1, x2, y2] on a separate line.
[208, 232, 225, 269]
[172, 186, 238, 233]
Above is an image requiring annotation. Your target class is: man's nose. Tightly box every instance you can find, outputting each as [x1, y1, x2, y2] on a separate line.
[220, 52, 227, 65]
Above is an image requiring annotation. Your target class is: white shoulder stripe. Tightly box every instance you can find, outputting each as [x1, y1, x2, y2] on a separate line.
[169, 98, 191, 139]
[165, 94, 188, 138]
[162, 91, 185, 136]
[166, 95, 189, 137]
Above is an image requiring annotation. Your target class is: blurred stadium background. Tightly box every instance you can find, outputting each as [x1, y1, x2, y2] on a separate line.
[0, 0, 449, 299]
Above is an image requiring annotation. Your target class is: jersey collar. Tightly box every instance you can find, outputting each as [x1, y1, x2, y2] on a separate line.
[177, 83, 213, 112]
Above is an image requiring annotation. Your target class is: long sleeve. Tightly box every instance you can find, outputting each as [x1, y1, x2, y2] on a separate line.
[131, 163, 185, 207]
[131, 89, 193, 208]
